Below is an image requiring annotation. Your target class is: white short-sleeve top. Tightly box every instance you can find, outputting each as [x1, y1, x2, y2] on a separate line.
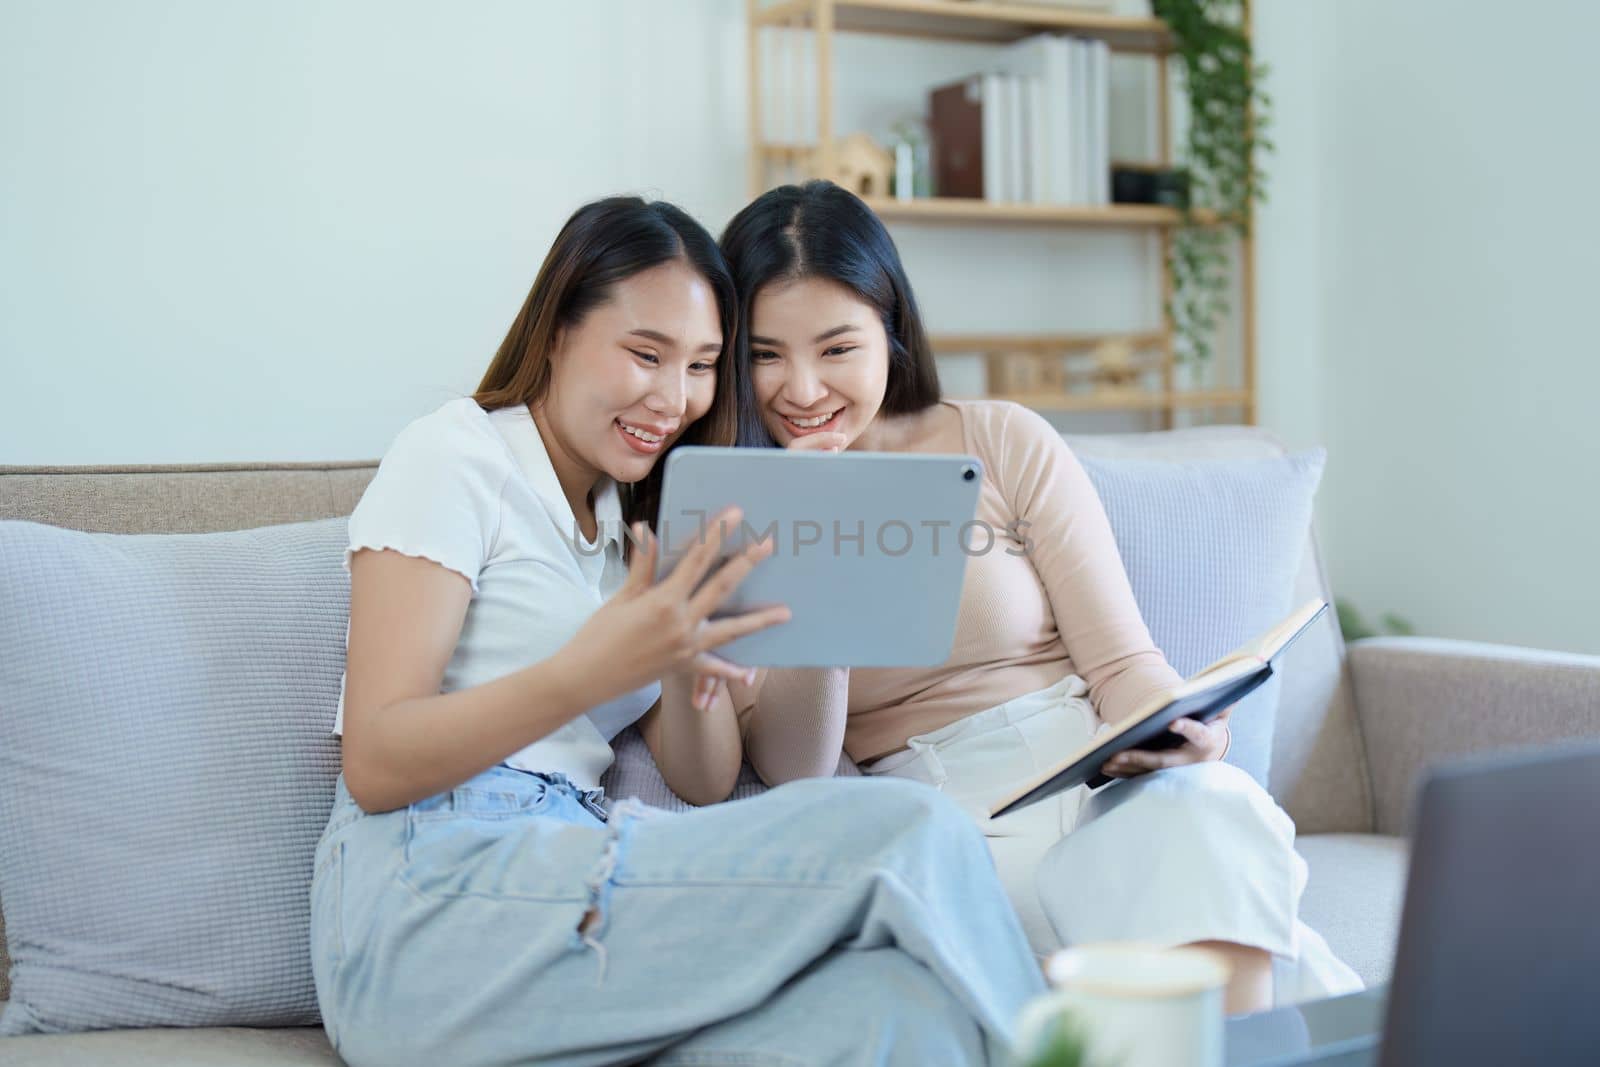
[331, 397, 660, 789]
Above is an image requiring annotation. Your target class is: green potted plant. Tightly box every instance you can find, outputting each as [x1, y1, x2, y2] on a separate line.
[1336, 598, 1418, 641]
[1017, 1004, 1107, 1067]
[1015, 1010, 1093, 1067]
[1151, 0, 1271, 366]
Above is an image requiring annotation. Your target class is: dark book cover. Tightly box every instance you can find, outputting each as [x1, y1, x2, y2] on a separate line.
[930, 76, 983, 199]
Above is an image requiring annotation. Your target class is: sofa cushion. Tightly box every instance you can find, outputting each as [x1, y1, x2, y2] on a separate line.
[1075, 451, 1326, 787]
[0, 462, 376, 535]
[0, 518, 347, 1035]
[0, 1022, 339, 1066]
[1295, 833, 1409, 988]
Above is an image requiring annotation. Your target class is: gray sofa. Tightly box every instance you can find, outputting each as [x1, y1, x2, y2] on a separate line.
[3, 425, 1597, 1066]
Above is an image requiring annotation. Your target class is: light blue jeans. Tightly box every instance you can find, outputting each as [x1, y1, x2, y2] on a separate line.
[310, 763, 1045, 1066]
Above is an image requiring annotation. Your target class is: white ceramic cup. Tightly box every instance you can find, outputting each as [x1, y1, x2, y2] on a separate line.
[1014, 942, 1231, 1067]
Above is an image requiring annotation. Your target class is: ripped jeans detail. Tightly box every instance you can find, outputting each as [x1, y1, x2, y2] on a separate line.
[574, 797, 654, 985]
[397, 764, 668, 990]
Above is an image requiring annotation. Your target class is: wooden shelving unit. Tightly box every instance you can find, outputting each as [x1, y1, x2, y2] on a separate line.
[983, 388, 1252, 412]
[746, 0, 1256, 426]
[751, 0, 1173, 52]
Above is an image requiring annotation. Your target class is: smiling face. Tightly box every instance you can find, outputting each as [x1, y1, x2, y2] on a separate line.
[541, 257, 724, 487]
[748, 277, 890, 450]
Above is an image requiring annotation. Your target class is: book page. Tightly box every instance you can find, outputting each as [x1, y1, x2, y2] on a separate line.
[1190, 599, 1326, 681]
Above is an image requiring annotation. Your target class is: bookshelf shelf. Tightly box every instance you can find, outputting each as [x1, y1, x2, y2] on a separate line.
[746, 0, 1255, 424]
[752, 0, 1172, 53]
[968, 388, 1251, 413]
[865, 197, 1211, 227]
[930, 330, 1169, 353]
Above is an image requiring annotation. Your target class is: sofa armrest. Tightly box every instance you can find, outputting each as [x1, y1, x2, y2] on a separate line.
[1349, 636, 1600, 834]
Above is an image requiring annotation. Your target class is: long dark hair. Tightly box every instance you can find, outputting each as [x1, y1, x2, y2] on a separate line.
[718, 180, 941, 447]
[475, 196, 738, 527]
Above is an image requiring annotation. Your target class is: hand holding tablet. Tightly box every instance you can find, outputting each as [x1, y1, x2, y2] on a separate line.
[564, 504, 792, 704]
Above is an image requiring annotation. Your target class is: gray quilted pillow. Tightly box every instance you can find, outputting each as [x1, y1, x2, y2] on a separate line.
[0, 518, 348, 1034]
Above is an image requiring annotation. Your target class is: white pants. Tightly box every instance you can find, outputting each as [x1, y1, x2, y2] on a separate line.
[863, 674, 1363, 1006]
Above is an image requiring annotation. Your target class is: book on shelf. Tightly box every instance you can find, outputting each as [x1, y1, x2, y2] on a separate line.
[981, 72, 1007, 202]
[934, 33, 1109, 206]
[1025, 77, 1048, 204]
[1071, 37, 1092, 204]
[972, 32, 1113, 206]
[930, 76, 984, 198]
[999, 34, 1069, 202]
[1087, 36, 1110, 205]
[1004, 74, 1025, 202]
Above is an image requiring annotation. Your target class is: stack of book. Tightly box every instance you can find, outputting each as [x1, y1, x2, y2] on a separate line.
[929, 33, 1112, 205]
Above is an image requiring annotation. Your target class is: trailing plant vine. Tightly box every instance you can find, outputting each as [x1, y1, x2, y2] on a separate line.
[1152, 0, 1271, 365]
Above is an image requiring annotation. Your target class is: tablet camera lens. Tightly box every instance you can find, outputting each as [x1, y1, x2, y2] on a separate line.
[962, 465, 977, 482]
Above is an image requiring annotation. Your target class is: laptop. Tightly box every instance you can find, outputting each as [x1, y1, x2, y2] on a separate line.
[1228, 740, 1600, 1066]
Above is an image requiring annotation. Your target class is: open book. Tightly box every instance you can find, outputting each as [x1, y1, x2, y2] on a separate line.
[988, 598, 1330, 818]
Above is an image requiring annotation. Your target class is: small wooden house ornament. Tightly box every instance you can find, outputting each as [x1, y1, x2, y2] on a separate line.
[811, 132, 895, 199]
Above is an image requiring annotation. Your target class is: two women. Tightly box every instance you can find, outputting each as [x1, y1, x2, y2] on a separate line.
[312, 182, 1353, 1066]
[311, 196, 1042, 1067]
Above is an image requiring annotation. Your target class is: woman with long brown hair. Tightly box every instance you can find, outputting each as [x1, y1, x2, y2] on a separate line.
[309, 195, 1043, 1066]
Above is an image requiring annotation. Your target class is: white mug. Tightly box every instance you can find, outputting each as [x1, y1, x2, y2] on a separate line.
[1014, 942, 1230, 1067]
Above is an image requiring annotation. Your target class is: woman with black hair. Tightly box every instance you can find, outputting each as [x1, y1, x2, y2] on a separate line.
[721, 180, 1362, 1015]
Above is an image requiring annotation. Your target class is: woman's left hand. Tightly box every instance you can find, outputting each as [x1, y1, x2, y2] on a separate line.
[684, 661, 752, 712]
[1100, 707, 1233, 778]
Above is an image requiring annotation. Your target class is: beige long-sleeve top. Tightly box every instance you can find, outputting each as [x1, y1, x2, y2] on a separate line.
[740, 399, 1184, 775]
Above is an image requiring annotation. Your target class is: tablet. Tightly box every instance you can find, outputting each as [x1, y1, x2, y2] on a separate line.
[653, 446, 984, 668]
